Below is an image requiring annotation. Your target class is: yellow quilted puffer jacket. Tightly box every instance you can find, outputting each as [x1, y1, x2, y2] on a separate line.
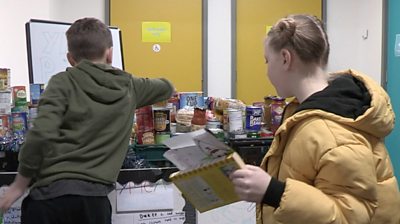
[257, 70, 400, 224]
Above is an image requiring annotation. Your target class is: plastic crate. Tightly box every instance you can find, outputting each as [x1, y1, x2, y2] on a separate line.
[228, 137, 273, 166]
[124, 144, 174, 168]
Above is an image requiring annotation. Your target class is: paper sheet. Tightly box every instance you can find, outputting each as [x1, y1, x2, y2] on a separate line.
[163, 129, 233, 171]
[116, 180, 174, 212]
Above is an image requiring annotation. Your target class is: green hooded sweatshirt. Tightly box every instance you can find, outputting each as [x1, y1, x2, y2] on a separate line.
[18, 60, 174, 188]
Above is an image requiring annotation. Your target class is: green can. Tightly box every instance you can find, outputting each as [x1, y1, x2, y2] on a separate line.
[208, 128, 225, 141]
[155, 132, 171, 144]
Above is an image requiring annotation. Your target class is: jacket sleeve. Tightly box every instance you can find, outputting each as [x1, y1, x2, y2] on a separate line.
[272, 143, 378, 224]
[18, 74, 69, 178]
[131, 77, 174, 108]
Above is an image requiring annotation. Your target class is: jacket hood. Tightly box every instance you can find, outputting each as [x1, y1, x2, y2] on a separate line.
[66, 60, 131, 103]
[290, 69, 395, 138]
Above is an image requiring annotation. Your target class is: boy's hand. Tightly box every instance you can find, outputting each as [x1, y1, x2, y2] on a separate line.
[0, 173, 31, 214]
[230, 165, 272, 203]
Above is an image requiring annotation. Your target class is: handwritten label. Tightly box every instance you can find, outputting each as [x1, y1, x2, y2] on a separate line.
[116, 180, 174, 212]
[134, 211, 185, 224]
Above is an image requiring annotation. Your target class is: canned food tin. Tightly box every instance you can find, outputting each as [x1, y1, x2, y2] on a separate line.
[270, 97, 286, 133]
[0, 68, 10, 91]
[12, 86, 27, 107]
[30, 83, 45, 105]
[11, 112, 28, 135]
[245, 106, 263, 131]
[0, 115, 11, 136]
[228, 109, 243, 133]
[136, 106, 153, 132]
[153, 108, 170, 132]
[155, 132, 171, 144]
[206, 120, 222, 129]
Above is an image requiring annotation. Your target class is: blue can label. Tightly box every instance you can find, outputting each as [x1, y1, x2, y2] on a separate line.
[11, 112, 28, 136]
[245, 106, 262, 131]
[179, 92, 204, 109]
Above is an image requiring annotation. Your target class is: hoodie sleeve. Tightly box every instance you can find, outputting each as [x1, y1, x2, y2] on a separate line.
[131, 77, 174, 108]
[18, 74, 69, 178]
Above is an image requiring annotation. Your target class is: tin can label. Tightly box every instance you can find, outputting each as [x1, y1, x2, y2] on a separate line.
[228, 109, 243, 133]
[0, 115, 11, 136]
[12, 86, 27, 107]
[30, 83, 45, 105]
[271, 101, 285, 133]
[11, 112, 28, 135]
[136, 106, 154, 132]
[0, 68, 10, 91]
[153, 108, 170, 132]
[245, 106, 263, 131]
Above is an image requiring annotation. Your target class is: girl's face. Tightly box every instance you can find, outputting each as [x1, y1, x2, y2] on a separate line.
[264, 39, 289, 97]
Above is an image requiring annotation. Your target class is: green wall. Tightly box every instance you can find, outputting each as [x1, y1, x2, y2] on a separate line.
[386, 0, 400, 182]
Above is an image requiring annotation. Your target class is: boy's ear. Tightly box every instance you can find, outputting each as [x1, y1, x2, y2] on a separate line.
[67, 52, 77, 66]
[106, 47, 113, 64]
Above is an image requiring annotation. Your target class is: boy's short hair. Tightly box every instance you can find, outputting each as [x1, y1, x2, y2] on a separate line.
[66, 18, 113, 63]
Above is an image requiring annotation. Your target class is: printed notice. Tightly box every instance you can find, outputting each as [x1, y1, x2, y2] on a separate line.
[142, 22, 171, 43]
[266, 25, 272, 34]
[395, 34, 400, 57]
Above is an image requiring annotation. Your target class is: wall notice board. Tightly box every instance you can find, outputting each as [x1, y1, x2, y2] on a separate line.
[25, 19, 124, 84]
[109, 0, 204, 93]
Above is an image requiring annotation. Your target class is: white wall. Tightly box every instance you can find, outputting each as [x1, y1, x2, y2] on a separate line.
[0, 0, 105, 95]
[0, 0, 232, 98]
[0, 0, 51, 88]
[326, 0, 383, 84]
[0, 0, 385, 97]
[49, 0, 106, 23]
[207, 0, 232, 98]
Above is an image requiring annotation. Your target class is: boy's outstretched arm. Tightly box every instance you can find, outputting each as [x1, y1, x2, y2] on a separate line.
[0, 173, 31, 213]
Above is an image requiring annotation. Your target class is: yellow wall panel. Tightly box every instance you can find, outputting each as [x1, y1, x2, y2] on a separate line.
[110, 0, 203, 92]
[236, 0, 322, 104]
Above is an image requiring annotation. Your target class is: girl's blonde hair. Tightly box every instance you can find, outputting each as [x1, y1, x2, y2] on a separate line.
[267, 14, 329, 67]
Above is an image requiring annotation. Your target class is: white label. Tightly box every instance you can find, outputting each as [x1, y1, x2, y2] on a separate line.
[395, 34, 400, 57]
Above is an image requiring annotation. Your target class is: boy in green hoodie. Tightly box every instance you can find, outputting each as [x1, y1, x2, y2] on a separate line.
[0, 17, 174, 224]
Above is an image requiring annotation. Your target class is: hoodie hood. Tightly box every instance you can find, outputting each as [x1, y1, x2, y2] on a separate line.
[291, 69, 395, 138]
[66, 60, 132, 103]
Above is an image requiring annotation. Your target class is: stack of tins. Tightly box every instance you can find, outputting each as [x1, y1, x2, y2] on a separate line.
[28, 84, 44, 129]
[153, 107, 171, 144]
[11, 86, 29, 139]
[135, 106, 154, 144]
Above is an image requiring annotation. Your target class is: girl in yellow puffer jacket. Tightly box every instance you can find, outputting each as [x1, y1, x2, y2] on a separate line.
[230, 14, 400, 224]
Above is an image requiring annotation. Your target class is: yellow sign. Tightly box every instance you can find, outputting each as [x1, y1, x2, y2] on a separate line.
[266, 25, 272, 34]
[142, 22, 171, 43]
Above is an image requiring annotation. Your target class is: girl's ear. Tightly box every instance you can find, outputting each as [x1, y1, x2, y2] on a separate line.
[281, 49, 292, 70]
